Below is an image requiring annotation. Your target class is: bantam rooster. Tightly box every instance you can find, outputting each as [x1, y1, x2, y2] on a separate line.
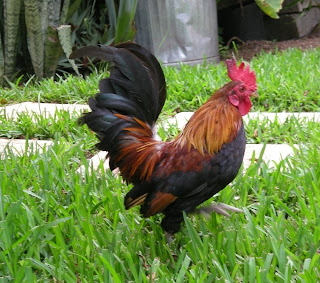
[70, 43, 257, 239]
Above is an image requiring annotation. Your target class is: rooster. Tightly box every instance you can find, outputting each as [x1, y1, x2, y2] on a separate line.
[70, 43, 257, 238]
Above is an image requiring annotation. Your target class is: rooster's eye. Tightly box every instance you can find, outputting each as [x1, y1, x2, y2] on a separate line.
[239, 86, 245, 92]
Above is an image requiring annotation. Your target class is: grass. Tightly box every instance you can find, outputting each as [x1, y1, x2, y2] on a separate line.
[1, 48, 320, 113]
[0, 47, 320, 281]
[244, 116, 320, 144]
[0, 110, 95, 143]
[163, 48, 320, 114]
[1, 110, 319, 146]
[0, 132, 319, 282]
[0, 71, 105, 105]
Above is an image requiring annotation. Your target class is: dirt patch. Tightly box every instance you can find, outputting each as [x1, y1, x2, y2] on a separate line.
[226, 26, 320, 61]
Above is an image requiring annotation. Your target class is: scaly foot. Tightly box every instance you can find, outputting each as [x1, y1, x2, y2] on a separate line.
[196, 202, 243, 218]
[165, 231, 174, 244]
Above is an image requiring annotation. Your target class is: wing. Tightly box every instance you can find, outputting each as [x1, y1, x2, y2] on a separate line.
[124, 146, 213, 216]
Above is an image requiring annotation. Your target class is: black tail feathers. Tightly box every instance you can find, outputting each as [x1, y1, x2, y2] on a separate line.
[71, 43, 166, 166]
[71, 43, 166, 126]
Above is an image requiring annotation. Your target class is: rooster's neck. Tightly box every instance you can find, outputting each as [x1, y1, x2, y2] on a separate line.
[174, 92, 243, 155]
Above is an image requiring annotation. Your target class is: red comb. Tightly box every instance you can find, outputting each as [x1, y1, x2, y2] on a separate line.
[226, 58, 257, 92]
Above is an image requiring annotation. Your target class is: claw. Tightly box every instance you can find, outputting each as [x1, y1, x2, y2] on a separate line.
[196, 202, 243, 218]
[165, 231, 174, 244]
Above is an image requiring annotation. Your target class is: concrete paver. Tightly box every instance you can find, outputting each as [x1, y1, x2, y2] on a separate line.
[79, 143, 296, 175]
[76, 151, 110, 175]
[1, 102, 89, 119]
[0, 138, 53, 156]
[243, 144, 296, 169]
[0, 103, 306, 171]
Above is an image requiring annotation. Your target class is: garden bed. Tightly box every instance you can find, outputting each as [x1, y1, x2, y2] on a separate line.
[227, 25, 320, 60]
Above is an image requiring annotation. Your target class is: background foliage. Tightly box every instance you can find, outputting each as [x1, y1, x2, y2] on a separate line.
[255, 0, 284, 18]
[0, 0, 288, 86]
[0, 0, 138, 85]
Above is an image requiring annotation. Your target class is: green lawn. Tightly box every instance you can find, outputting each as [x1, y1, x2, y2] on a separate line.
[1, 48, 320, 113]
[0, 47, 320, 282]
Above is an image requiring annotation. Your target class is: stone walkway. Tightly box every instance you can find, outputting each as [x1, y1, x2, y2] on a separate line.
[76, 143, 297, 175]
[1, 102, 316, 172]
[1, 102, 89, 119]
[0, 138, 53, 157]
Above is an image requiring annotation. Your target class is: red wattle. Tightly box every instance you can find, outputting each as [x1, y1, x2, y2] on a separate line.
[238, 97, 252, 116]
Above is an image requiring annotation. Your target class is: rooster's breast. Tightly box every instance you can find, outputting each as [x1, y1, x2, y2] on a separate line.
[155, 122, 246, 216]
[207, 122, 246, 189]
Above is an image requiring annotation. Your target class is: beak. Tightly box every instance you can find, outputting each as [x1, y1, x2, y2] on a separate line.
[250, 92, 259, 98]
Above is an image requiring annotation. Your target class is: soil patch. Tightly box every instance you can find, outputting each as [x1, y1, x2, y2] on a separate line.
[226, 26, 320, 61]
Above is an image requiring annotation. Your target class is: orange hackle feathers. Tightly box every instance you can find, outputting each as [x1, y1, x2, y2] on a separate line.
[115, 139, 162, 182]
[174, 81, 242, 155]
[113, 114, 163, 182]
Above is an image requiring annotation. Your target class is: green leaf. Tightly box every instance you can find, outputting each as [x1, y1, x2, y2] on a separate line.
[115, 0, 138, 44]
[0, 184, 4, 221]
[4, 0, 22, 78]
[48, 0, 61, 26]
[176, 255, 191, 281]
[105, 0, 117, 42]
[29, 258, 55, 275]
[66, 0, 81, 22]
[99, 254, 122, 283]
[24, 0, 44, 79]
[0, 29, 4, 86]
[255, 0, 284, 19]
[40, 0, 49, 43]
[44, 26, 63, 77]
[57, 25, 79, 75]
[60, 0, 70, 24]
[248, 257, 256, 283]
[19, 1, 34, 75]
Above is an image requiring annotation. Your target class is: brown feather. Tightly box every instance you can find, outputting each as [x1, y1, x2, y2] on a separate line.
[126, 193, 147, 209]
[145, 192, 177, 217]
[115, 135, 163, 182]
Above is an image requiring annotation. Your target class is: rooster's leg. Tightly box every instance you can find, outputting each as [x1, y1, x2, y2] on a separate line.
[196, 203, 243, 218]
[161, 212, 183, 244]
[165, 232, 174, 244]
